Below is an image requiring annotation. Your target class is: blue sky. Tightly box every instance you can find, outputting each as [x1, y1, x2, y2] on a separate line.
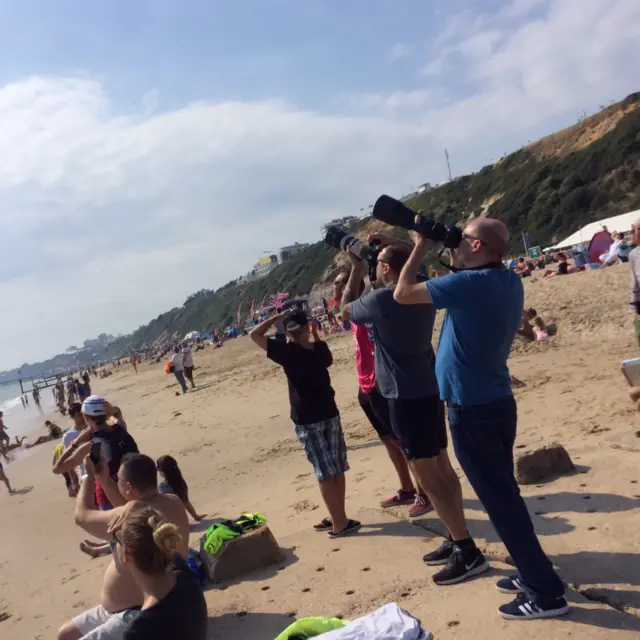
[0, 0, 639, 368]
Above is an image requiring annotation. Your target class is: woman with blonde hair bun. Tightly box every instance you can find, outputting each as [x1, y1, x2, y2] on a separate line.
[111, 501, 207, 639]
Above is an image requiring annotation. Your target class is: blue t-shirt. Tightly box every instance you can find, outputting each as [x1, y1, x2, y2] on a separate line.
[426, 268, 523, 406]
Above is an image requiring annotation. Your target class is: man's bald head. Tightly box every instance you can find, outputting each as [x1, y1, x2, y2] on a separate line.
[465, 218, 509, 258]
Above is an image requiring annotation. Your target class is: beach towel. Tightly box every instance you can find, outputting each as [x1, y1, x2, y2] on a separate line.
[202, 521, 243, 555]
[319, 603, 431, 640]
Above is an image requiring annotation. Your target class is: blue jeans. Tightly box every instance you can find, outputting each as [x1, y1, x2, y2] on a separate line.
[448, 395, 564, 603]
[174, 371, 187, 393]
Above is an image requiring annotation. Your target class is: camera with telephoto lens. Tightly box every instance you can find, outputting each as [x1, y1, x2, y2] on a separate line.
[324, 226, 380, 281]
[372, 194, 463, 249]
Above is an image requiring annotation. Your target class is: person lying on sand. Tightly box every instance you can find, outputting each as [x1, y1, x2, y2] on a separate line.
[3, 435, 27, 452]
[57, 453, 189, 640]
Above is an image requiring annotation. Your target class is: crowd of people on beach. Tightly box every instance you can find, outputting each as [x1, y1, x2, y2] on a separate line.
[3, 216, 639, 637]
[46, 393, 208, 639]
[246, 216, 640, 624]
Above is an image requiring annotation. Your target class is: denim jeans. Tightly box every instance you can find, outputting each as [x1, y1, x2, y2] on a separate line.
[174, 371, 187, 393]
[448, 395, 565, 603]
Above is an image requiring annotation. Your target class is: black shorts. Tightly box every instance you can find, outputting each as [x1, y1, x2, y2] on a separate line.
[358, 387, 393, 439]
[388, 395, 447, 460]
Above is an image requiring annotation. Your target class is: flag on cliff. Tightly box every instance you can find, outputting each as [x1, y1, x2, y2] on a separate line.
[259, 295, 267, 315]
[249, 299, 255, 319]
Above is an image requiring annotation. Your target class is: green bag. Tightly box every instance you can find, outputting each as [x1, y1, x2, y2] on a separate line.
[274, 616, 349, 639]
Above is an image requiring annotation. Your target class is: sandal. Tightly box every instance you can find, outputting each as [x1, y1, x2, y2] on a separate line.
[313, 518, 332, 532]
[328, 519, 362, 539]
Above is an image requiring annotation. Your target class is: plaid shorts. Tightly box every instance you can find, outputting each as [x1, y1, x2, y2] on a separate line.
[295, 416, 349, 481]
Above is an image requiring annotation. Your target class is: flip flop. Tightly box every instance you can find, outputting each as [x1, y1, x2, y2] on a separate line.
[313, 518, 332, 532]
[328, 519, 362, 539]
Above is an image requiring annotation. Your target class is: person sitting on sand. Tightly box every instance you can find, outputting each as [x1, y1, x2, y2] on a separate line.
[515, 258, 531, 278]
[108, 501, 208, 639]
[156, 455, 205, 522]
[57, 453, 189, 640]
[517, 308, 550, 342]
[600, 232, 623, 266]
[250, 308, 360, 539]
[537, 252, 570, 280]
[24, 420, 64, 449]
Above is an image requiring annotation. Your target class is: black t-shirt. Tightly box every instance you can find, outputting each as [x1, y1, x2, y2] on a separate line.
[557, 261, 568, 275]
[267, 339, 339, 425]
[123, 554, 207, 640]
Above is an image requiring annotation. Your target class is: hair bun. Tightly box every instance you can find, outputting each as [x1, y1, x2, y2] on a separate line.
[150, 521, 181, 553]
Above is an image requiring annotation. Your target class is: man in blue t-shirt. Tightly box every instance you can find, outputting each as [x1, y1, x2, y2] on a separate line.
[394, 217, 568, 622]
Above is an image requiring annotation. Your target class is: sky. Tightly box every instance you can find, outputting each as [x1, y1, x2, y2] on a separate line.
[0, 0, 639, 369]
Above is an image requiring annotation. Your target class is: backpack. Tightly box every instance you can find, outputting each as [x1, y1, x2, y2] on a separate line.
[93, 424, 139, 481]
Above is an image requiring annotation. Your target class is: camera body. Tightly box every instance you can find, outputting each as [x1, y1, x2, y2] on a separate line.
[324, 227, 380, 279]
[372, 195, 462, 249]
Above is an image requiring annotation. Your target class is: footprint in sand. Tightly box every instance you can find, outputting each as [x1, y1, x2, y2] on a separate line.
[291, 500, 319, 513]
[345, 590, 355, 596]
[362, 567, 371, 572]
[261, 586, 270, 591]
[302, 587, 311, 593]
[316, 566, 325, 572]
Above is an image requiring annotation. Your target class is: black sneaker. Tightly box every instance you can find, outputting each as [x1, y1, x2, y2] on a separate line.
[498, 593, 569, 620]
[423, 538, 454, 566]
[496, 575, 525, 594]
[432, 545, 490, 585]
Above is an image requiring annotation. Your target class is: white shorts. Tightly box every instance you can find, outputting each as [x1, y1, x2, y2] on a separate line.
[73, 605, 139, 639]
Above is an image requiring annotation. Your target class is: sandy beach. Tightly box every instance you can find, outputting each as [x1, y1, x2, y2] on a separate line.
[1, 264, 639, 639]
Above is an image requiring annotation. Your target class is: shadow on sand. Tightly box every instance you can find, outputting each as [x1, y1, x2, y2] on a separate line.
[207, 612, 296, 640]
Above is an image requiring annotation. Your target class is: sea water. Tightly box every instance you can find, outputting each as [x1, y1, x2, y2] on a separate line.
[0, 381, 57, 439]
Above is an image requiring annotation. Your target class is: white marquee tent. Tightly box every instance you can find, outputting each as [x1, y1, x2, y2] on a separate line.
[547, 208, 640, 250]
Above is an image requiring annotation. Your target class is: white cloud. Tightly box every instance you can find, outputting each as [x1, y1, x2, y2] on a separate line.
[1, 0, 639, 368]
[388, 42, 412, 63]
[0, 78, 437, 367]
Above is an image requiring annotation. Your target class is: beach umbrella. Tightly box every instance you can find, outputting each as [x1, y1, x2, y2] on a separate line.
[184, 331, 200, 341]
